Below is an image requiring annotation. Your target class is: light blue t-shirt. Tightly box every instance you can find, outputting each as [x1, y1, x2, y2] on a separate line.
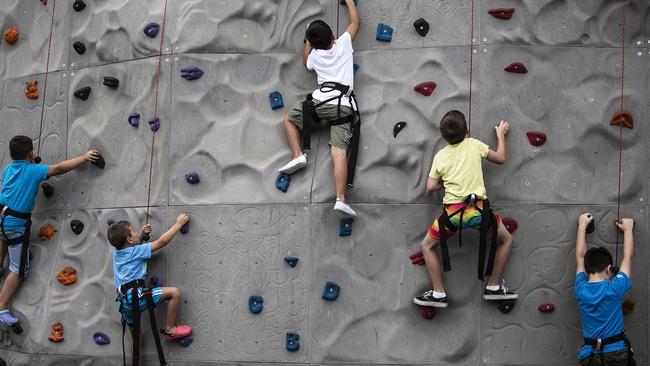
[112, 243, 152, 289]
[0, 160, 50, 233]
[575, 271, 631, 360]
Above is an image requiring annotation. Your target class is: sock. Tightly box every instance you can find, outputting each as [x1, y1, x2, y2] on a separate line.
[486, 285, 500, 291]
[432, 290, 446, 299]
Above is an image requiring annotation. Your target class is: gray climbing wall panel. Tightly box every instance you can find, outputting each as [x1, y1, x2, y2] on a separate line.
[0, 0, 648, 365]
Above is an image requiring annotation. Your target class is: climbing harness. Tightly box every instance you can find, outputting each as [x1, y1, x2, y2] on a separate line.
[117, 279, 166, 366]
[437, 194, 498, 281]
[301, 82, 361, 187]
[0, 205, 32, 278]
[583, 332, 635, 366]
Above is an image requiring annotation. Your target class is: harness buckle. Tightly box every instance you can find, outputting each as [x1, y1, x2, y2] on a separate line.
[596, 338, 602, 350]
[468, 194, 477, 207]
[0, 206, 7, 217]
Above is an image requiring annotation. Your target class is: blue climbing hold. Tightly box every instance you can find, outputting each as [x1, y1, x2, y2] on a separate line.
[178, 336, 193, 347]
[284, 256, 299, 268]
[269, 91, 284, 110]
[286, 332, 300, 352]
[93, 332, 110, 345]
[148, 117, 160, 132]
[180, 219, 190, 234]
[249, 295, 264, 314]
[128, 112, 140, 128]
[376, 23, 393, 42]
[180, 67, 204, 81]
[339, 218, 353, 237]
[276, 173, 291, 193]
[144, 23, 160, 38]
[353, 63, 359, 75]
[322, 281, 341, 301]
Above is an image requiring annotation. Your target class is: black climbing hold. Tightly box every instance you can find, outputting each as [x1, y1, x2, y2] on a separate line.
[178, 336, 193, 346]
[149, 276, 162, 287]
[70, 220, 84, 235]
[276, 173, 290, 193]
[269, 91, 284, 110]
[413, 18, 430, 37]
[180, 67, 204, 81]
[339, 218, 353, 237]
[34, 156, 42, 164]
[353, 63, 359, 74]
[73, 41, 86, 55]
[284, 256, 299, 268]
[248, 295, 264, 314]
[102, 76, 119, 89]
[74, 86, 91, 100]
[93, 332, 110, 345]
[376, 23, 393, 42]
[72, 0, 86, 12]
[185, 172, 200, 184]
[107, 219, 115, 226]
[144, 23, 160, 38]
[41, 182, 54, 198]
[148, 117, 160, 132]
[322, 281, 340, 301]
[612, 266, 620, 275]
[12, 322, 23, 334]
[286, 333, 300, 352]
[393, 121, 407, 138]
[128, 112, 140, 128]
[92, 153, 105, 169]
[586, 220, 595, 234]
[141, 232, 151, 242]
[0, 357, 5, 366]
[180, 219, 190, 234]
[497, 299, 516, 314]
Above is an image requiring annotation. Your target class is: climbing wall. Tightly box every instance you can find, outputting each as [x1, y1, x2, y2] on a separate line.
[0, 0, 649, 365]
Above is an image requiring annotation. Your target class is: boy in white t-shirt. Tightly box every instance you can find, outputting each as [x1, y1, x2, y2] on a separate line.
[278, 0, 360, 217]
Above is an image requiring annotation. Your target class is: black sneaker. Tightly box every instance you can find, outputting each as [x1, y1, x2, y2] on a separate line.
[413, 290, 448, 308]
[483, 281, 518, 300]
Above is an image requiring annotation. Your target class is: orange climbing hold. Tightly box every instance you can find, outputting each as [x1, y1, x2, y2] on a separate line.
[610, 108, 633, 129]
[57, 267, 78, 286]
[25, 80, 39, 99]
[38, 223, 58, 240]
[4, 27, 18, 45]
[49, 323, 64, 342]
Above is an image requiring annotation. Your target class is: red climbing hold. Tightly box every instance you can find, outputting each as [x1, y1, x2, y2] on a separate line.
[419, 307, 436, 319]
[504, 62, 528, 74]
[409, 250, 425, 265]
[25, 81, 39, 99]
[4, 27, 18, 45]
[502, 218, 518, 233]
[610, 108, 633, 129]
[488, 8, 515, 20]
[414, 81, 436, 97]
[538, 303, 555, 313]
[526, 131, 546, 147]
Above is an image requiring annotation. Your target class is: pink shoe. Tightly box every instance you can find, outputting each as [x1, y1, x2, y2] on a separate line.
[162, 325, 192, 340]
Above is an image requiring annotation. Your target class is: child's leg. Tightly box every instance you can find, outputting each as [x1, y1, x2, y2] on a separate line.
[0, 240, 6, 270]
[330, 146, 348, 201]
[0, 242, 28, 311]
[283, 114, 303, 159]
[420, 233, 445, 292]
[160, 286, 181, 332]
[486, 221, 513, 287]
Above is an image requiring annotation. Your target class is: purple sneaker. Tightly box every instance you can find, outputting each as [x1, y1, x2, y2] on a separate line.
[0, 310, 18, 325]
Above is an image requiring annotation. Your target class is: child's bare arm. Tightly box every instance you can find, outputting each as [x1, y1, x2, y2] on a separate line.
[303, 41, 313, 66]
[426, 177, 442, 192]
[575, 213, 592, 274]
[344, 0, 361, 40]
[151, 214, 189, 252]
[485, 120, 509, 165]
[616, 218, 634, 278]
[48, 150, 99, 177]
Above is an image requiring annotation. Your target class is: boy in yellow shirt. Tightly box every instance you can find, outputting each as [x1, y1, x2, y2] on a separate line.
[414, 110, 517, 307]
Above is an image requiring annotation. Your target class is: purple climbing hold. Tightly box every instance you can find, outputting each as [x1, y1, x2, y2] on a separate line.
[128, 112, 140, 128]
[93, 332, 110, 345]
[148, 117, 160, 132]
[180, 219, 190, 234]
[185, 172, 200, 185]
[178, 336, 193, 347]
[144, 23, 160, 38]
[180, 67, 204, 81]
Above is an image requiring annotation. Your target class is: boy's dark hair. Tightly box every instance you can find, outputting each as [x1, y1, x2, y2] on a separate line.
[307, 20, 334, 50]
[107, 221, 133, 249]
[9, 135, 33, 160]
[439, 110, 468, 145]
[584, 247, 613, 274]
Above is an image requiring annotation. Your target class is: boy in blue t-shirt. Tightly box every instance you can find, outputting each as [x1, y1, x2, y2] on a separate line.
[0, 135, 99, 325]
[108, 213, 192, 340]
[575, 213, 635, 366]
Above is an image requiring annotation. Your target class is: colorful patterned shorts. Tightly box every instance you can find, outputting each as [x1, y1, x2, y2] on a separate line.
[428, 200, 501, 240]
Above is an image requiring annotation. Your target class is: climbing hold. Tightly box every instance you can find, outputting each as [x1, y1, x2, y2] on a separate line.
[248, 295, 264, 314]
[501, 218, 518, 233]
[286, 333, 300, 352]
[538, 303, 555, 313]
[269, 91, 284, 110]
[25, 80, 39, 99]
[34, 156, 42, 164]
[276, 174, 291, 193]
[488, 8, 515, 20]
[414, 81, 437, 97]
[74, 86, 92, 100]
[3, 27, 18, 45]
[610, 108, 633, 129]
[180, 219, 190, 234]
[353, 63, 359, 74]
[622, 299, 635, 315]
[322, 281, 340, 301]
[93, 332, 110, 345]
[413, 18, 430, 37]
[73, 41, 86, 55]
[149, 276, 162, 288]
[48, 323, 64, 342]
[185, 172, 200, 184]
[107, 219, 115, 226]
[498, 299, 516, 314]
[178, 336, 193, 347]
[12, 323, 23, 334]
[284, 256, 299, 268]
[393, 121, 407, 138]
[92, 153, 106, 169]
[148, 117, 160, 132]
[339, 0, 358, 5]
[504, 62, 528, 74]
[409, 250, 425, 265]
[612, 265, 620, 275]
[38, 223, 58, 240]
[41, 182, 54, 198]
[376, 23, 393, 42]
[102, 76, 119, 89]
[180, 67, 204, 81]
[141, 232, 151, 242]
[56, 266, 78, 286]
[419, 307, 436, 319]
[70, 219, 84, 235]
[144, 23, 160, 38]
[526, 131, 546, 147]
[72, 0, 86, 12]
[128, 112, 140, 128]
[339, 218, 353, 237]
[586, 220, 595, 234]
[41, 0, 47, 5]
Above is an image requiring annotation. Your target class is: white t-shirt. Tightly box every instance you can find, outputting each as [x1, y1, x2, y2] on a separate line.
[307, 32, 355, 109]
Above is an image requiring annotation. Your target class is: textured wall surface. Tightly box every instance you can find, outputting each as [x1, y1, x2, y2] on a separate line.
[0, 0, 648, 365]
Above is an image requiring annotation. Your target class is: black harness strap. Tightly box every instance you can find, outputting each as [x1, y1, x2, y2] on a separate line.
[0, 204, 32, 278]
[583, 332, 634, 366]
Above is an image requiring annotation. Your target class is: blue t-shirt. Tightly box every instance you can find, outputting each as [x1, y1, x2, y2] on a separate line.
[575, 271, 631, 359]
[0, 160, 50, 233]
[112, 243, 152, 289]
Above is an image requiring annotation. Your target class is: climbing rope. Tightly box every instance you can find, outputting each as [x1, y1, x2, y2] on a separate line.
[614, 0, 627, 264]
[467, 0, 475, 133]
[145, 0, 169, 223]
[36, 0, 57, 156]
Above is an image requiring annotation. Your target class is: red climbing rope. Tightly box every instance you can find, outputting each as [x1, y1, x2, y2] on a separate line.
[615, 0, 627, 263]
[145, 0, 169, 223]
[467, 0, 475, 133]
[36, 0, 57, 156]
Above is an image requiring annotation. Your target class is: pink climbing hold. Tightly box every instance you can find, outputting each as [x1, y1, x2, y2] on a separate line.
[501, 218, 518, 233]
[526, 131, 546, 147]
[414, 81, 437, 97]
[538, 303, 555, 313]
[488, 8, 515, 20]
[504, 62, 528, 74]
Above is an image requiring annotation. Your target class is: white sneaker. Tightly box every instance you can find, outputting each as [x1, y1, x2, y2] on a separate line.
[334, 199, 357, 217]
[278, 154, 307, 174]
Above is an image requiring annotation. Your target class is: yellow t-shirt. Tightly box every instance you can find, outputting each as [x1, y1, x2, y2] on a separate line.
[429, 138, 490, 204]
